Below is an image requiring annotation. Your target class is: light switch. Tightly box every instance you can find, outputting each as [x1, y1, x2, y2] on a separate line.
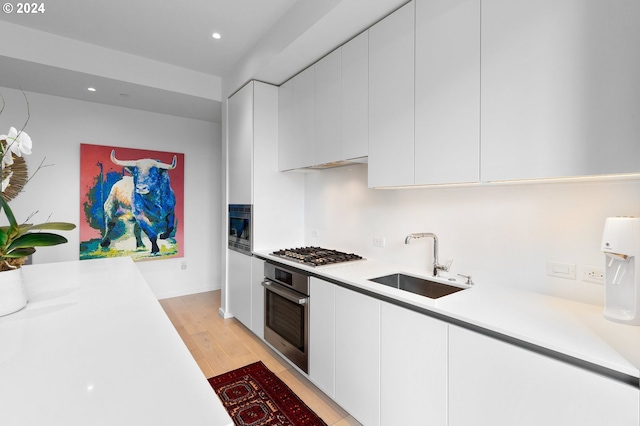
[546, 261, 576, 280]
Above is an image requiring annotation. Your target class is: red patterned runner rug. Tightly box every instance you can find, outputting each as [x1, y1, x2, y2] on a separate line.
[208, 361, 328, 426]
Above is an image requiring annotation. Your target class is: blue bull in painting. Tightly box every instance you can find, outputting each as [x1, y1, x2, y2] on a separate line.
[100, 150, 177, 254]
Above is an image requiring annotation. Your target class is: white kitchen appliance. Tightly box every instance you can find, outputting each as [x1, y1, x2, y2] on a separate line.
[601, 216, 640, 325]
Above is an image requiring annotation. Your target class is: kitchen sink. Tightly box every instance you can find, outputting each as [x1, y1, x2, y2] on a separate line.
[369, 273, 466, 299]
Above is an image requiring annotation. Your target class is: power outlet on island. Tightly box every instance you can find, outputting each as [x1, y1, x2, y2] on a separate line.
[373, 236, 386, 248]
[583, 266, 604, 285]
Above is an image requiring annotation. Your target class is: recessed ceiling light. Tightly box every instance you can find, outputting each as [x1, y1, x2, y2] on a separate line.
[87, 87, 96, 92]
[212, 32, 221, 39]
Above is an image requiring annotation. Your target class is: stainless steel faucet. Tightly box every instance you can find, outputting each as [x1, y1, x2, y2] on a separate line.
[405, 233, 452, 277]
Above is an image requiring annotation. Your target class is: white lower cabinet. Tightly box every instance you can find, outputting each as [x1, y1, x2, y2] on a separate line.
[309, 277, 335, 398]
[448, 325, 640, 426]
[335, 286, 381, 426]
[250, 258, 265, 339]
[227, 250, 252, 328]
[228, 253, 264, 334]
[380, 302, 448, 426]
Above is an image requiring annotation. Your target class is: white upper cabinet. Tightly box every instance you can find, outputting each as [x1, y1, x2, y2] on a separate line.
[414, 0, 480, 185]
[368, 1, 415, 188]
[315, 48, 342, 165]
[227, 82, 253, 204]
[292, 66, 315, 169]
[279, 67, 315, 171]
[481, 0, 640, 181]
[341, 31, 369, 161]
[278, 79, 294, 172]
[281, 33, 369, 170]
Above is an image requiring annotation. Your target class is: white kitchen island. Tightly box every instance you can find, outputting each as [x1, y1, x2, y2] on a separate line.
[0, 257, 232, 426]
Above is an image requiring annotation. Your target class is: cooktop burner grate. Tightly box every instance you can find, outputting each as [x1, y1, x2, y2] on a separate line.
[271, 246, 364, 267]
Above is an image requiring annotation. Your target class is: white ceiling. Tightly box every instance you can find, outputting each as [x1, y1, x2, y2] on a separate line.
[0, 0, 407, 122]
[0, 0, 298, 77]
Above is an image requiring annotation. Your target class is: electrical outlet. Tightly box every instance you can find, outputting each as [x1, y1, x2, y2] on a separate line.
[583, 266, 604, 284]
[373, 236, 385, 248]
[181, 261, 187, 270]
[311, 229, 320, 238]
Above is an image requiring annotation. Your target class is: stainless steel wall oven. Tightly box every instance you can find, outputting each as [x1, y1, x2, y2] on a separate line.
[262, 262, 309, 373]
[228, 204, 252, 255]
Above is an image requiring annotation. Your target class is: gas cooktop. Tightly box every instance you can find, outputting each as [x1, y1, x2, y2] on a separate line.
[271, 246, 364, 267]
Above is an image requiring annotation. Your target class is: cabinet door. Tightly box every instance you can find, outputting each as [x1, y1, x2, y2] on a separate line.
[227, 250, 252, 328]
[415, 0, 480, 185]
[227, 82, 253, 204]
[292, 66, 315, 169]
[341, 31, 368, 160]
[278, 79, 295, 171]
[368, 1, 415, 188]
[380, 302, 447, 426]
[335, 286, 380, 426]
[250, 257, 264, 339]
[481, 0, 640, 181]
[308, 277, 335, 398]
[448, 325, 640, 426]
[315, 48, 342, 165]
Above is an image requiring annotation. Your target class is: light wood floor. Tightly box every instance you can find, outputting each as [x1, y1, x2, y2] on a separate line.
[160, 290, 361, 426]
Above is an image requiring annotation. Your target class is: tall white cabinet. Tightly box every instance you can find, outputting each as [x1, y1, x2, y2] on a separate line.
[226, 81, 304, 327]
[481, 0, 640, 181]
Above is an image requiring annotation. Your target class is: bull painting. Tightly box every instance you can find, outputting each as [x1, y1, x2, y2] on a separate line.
[100, 150, 177, 254]
[79, 144, 184, 261]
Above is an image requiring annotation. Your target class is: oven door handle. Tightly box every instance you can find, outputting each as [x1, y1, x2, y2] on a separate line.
[262, 280, 308, 305]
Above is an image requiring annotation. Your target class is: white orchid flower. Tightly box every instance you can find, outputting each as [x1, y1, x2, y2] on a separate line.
[1, 149, 13, 168]
[1, 171, 12, 192]
[0, 127, 33, 157]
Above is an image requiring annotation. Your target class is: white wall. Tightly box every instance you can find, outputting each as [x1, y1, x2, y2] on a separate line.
[0, 88, 222, 299]
[304, 164, 640, 305]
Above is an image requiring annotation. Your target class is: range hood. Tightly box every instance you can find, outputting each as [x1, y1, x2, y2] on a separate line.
[302, 157, 368, 170]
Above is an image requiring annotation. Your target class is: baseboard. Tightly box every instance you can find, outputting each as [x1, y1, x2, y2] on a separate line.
[218, 307, 234, 319]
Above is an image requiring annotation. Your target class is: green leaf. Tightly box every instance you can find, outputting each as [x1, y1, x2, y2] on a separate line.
[20, 222, 76, 232]
[0, 195, 18, 231]
[3, 247, 36, 258]
[0, 228, 7, 247]
[7, 232, 68, 251]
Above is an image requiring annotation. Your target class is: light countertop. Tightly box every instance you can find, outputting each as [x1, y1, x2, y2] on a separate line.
[255, 250, 640, 380]
[0, 257, 233, 426]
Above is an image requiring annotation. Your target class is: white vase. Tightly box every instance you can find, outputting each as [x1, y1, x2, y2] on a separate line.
[0, 268, 27, 316]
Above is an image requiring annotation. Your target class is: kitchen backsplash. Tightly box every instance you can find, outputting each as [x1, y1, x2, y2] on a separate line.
[304, 164, 640, 306]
